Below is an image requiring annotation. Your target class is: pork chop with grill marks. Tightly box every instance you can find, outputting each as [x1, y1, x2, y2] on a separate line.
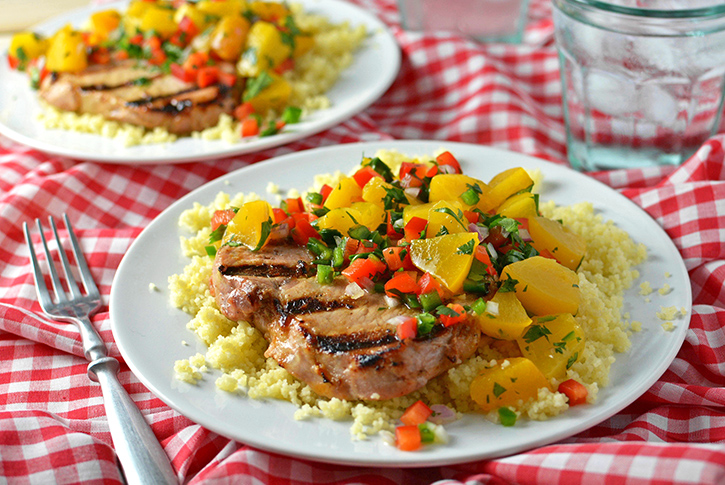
[39, 60, 240, 135]
[211, 240, 484, 401]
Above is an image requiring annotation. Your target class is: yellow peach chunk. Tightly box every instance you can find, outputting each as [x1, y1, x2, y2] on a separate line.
[410, 232, 479, 294]
[470, 357, 551, 412]
[516, 314, 586, 380]
[475, 291, 532, 340]
[528, 216, 586, 271]
[500, 256, 580, 316]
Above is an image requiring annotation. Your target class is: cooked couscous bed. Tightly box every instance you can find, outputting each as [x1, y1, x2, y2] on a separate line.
[169, 149, 648, 440]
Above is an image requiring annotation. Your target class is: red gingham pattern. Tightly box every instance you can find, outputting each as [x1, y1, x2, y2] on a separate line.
[1, 0, 724, 483]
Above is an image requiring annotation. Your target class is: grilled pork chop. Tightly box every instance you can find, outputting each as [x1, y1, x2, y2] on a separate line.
[211, 241, 484, 401]
[39, 60, 239, 135]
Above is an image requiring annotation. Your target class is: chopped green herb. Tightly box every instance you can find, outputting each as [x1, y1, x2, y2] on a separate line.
[521, 324, 552, 343]
[566, 352, 579, 369]
[243, 71, 273, 101]
[493, 382, 507, 398]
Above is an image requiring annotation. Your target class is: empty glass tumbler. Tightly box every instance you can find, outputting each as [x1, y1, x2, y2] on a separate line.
[553, 0, 725, 170]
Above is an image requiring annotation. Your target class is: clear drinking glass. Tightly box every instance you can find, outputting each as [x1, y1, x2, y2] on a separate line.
[553, 0, 725, 170]
[398, 0, 530, 43]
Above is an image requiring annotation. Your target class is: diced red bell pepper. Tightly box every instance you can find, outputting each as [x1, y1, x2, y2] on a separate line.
[400, 400, 433, 426]
[240, 117, 259, 137]
[474, 246, 497, 276]
[148, 47, 167, 66]
[352, 166, 382, 188]
[463, 210, 479, 224]
[170, 63, 194, 83]
[272, 207, 288, 224]
[7, 54, 19, 70]
[384, 271, 418, 298]
[439, 303, 466, 327]
[355, 240, 379, 256]
[178, 15, 199, 37]
[233, 101, 255, 121]
[210, 209, 236, 231]
[285, 197, 305, 214]
[435, 150, 462, 174]
[396, 316, 417, 340]
[197, 66, 219, 88]
[89, 47, 111, 65]
[558, 379, 588, 406]
[395, 425, 422, 451]
[319, 184, 333, 203]
[113, 50, 130, 61]
[273, 57, 295, 74]
[399, 162, 428, 188]
[291, 218, 319, 246]
[516, 218, 529, 232]
[129, 33, 144, 45]
[404, 216, 427, 241]
[218, 71, 237, 87]
[341, 257, 385, 286]
[382, 246, 411, 271]
[182, 51, 209, 74]
[418, 272, 444, 299]
[343, 237, 361, 260]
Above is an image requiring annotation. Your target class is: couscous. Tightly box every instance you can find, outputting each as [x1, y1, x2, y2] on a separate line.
[169, 149, 648, 443]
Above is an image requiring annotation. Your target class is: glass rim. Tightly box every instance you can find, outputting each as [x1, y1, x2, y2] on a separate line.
[556, 0, 725, 18]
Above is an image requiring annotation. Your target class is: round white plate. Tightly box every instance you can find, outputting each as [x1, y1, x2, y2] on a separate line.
[0, 0, 400, 164]
[110, 141, 691, 467]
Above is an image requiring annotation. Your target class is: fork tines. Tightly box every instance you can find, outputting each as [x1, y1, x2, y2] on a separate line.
[24, 214, 100, 308]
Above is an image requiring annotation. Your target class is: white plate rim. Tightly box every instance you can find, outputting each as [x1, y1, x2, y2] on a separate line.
[109, 140, 692, 467]
[0, 0, 400, 164]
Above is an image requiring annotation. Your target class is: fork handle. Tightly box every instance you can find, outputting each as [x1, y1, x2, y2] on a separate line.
[88, 357, 178, 485]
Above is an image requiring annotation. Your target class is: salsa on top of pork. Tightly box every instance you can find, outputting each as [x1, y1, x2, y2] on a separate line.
[7, 0, 309, 136]
[208, 152, 587, 401]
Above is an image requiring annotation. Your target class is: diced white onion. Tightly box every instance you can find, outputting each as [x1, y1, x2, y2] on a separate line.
[270, 223, 290, 240]
[437, 164, 456, 175]
[429, 404, 457, 425]
[404, 187, 421, 199]
[379, 430, 396, 446]
[345, 282, 365, 299]
[468, 223, 489, 242]
[486, 301, 500, 316]
[384, 296, 401, 309]
[431, 423, 450, 444]
[357, 276, 375, 292]
[387, 315, 410, 326]
[519, 228, 532, 242]
[487, 243, 498, 260]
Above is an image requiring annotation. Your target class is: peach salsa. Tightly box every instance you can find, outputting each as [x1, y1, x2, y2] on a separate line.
[170, 149, 647, 451]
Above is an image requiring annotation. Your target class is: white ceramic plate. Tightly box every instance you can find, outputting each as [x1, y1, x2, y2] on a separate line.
[110, 141, 691, 467]
[0, 0, 400, 164]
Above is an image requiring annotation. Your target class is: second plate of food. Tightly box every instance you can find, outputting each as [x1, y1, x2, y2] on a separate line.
[0, 0, 400, 164]
[110, 140, 691, 467]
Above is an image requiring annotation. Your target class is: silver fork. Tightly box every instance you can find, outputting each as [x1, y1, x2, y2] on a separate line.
[24, 214, 177, 485]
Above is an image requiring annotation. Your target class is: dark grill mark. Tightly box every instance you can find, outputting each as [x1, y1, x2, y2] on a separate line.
[124, 87, 203, 107]
[313, 333, 397, 354]
[282, 297, 353, 315]
[220, 262, 312, 278]
[356, 353, 383, 368]
[79, 75, 164, 92]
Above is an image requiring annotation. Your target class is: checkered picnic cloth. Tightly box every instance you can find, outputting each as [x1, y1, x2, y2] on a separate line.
[1, 0, 724, 483]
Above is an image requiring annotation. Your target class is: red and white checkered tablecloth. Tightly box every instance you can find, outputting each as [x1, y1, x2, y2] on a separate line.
[1, 0, 724, 483]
